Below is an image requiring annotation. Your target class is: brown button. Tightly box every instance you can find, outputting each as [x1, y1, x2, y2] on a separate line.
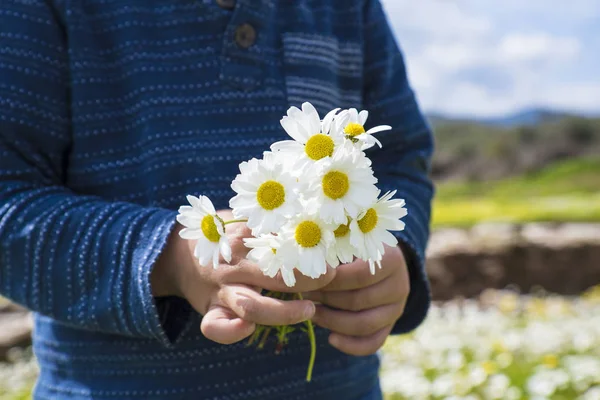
[215, 0, 236, 10]
[234, 23, 257, 49]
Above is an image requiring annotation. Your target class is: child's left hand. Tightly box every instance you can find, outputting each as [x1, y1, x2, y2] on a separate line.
[302, 245, 410, 356]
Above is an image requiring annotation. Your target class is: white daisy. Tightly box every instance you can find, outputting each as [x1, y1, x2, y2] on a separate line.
[349, 190, 407, 274]
[229, 152, 301, 236]
[308, 147, 378, 225]
[328, 217, 357, 268]
[177, 195, 231, 269]
[332, 108, 391, 150]
[270, 102, 342, 174]
[278, 210, 336, 279]
[244, 234, 297, 287]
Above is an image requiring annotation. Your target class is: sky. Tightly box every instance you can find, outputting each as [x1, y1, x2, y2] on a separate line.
[380, 0, 600, 118]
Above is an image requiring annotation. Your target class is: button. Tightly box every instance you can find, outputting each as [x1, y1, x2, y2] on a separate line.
[216, 0, 236, 10]
[234, 23, 257, 49]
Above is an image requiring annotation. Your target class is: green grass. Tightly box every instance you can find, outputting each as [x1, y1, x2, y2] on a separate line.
[433, 157, 600, 227]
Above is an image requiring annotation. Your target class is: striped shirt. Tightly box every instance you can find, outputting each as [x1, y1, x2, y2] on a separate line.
[0, 0, 434, 398]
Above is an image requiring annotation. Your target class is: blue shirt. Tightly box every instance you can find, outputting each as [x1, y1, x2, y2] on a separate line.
[0, 0, 434, 398]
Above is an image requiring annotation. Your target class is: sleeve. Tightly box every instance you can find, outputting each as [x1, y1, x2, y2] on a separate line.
[361, 0, 435, 334]
[0, 0, 192, 346]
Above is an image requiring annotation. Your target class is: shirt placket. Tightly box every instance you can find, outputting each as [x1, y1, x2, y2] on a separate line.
[217, 0, 271, 91]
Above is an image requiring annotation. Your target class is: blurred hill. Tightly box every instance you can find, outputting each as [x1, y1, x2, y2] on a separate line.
[427, 108, 575, 128]
[428, 115, 600, 182]
[425, 113, 600, 227]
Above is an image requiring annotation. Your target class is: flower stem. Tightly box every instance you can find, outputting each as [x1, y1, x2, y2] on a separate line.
[223, 219, 248, 225]
[297, 293, 316, 382]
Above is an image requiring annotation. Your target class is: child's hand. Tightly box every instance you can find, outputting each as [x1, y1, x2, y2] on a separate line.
[152, 210, 336, 345]
[302, 245, 409, 356]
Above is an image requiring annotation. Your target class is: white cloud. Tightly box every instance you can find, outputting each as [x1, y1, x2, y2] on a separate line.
[379, 0, 597, 117]
[498, 33, 580, 63]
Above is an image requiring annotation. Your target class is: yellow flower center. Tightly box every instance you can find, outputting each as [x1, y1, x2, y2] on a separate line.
[295, 221, 322, 248]
[358, 208, 378, 233]
[334, 219, 351, 238]
[256, 180, 285, 210]
[305, 134, 334, 161]
[344, 123, 366, 137]
[542, 354, 559, 369]
[481, 360, 497, 375]
[322, 170, 349, 200]
[271, 248, 277, 254]
[201, 215, 221, 243]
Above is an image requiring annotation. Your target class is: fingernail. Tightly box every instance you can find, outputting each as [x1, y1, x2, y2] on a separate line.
[304, 302, 316, 319]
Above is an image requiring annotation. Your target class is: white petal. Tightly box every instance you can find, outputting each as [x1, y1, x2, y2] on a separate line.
[348, 108, 359, 123]
[220, 237, 232, 263]
[176, 214, 200, 228]
[212, 247, 220, 269]
[199, 195, 216, 215]
[382, 231, 399, 247]
[313, 252, 327, 277]
[271, 140, 304, 153]
[322, 107, 340, 134]
[366, 125, 392, 135]
[281, 268, 297, 287]
[326, 248, 340, 268]
[216, 219, 225, 236]
[196, 240, 213, 267]
[280, 116, 306, 142]
[186, 195, 201, 208]
[179, 228, 203, 240]
[302, 102, 321, 134]
[178, 205, 194, 214]
[358, 110, 369, 126]
[287, 106, 304, 119]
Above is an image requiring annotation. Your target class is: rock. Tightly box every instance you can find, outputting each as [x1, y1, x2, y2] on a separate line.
[427, 223, 600, 301]
[0, 312, 33, 362]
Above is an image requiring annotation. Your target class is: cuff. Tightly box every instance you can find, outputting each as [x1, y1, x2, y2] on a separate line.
[132, 208, 195, 347]
[390, 229, 431, 335]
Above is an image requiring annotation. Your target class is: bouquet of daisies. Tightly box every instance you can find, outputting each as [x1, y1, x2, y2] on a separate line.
[177, 102, 407, 381]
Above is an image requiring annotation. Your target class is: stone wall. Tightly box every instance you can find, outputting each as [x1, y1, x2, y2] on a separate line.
[427, 223, 600, 300]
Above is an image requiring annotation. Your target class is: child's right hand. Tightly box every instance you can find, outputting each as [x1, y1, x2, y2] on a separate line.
[152, 210, 336, 345]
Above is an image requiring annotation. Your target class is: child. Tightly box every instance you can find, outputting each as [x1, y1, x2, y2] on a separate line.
[0, 0, 433, 398]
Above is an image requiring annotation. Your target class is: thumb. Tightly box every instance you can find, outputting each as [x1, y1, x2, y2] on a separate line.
[200, 304, 256, 345]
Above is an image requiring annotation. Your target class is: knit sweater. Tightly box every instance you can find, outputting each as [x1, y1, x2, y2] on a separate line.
[0, 0, 434, 398]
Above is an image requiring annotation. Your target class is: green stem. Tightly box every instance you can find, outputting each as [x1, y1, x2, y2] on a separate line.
[223, 219, 248, 225]
[297, 293, 316, 382]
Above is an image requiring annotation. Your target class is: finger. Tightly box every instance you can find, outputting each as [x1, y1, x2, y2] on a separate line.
[220, 285, 316, 326]
[303, 274, 407, 312]
[312, 302, 404, 337]
[329, 325, 393, 356]
[200, 305, 256, 345]
[222, 262, 337, 293]
[316, 258, 391, 292]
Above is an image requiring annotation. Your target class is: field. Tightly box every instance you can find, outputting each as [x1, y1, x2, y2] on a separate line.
[381, 287, 600, 400]
[433, 157, 600, 227]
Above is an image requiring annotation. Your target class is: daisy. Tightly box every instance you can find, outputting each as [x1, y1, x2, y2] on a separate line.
[308, 147, 378, 225]
[349, 190, 407, 274]
[229, 152, 301, 236]
[332, 108, 391, 151]
[270, 102, 342, 174]
[327, 217, 357, 268]
[278, 210, 336, 279]
[177, 195, 231, 269]
[244, 234, 297, 287]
